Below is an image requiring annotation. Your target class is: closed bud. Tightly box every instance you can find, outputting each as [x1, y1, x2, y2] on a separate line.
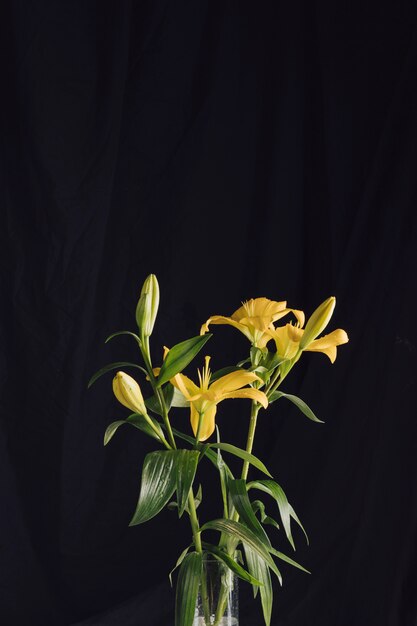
[300, 296, 336, 349]
[113, 371, 147, 415]
[135, 274, 160, 339]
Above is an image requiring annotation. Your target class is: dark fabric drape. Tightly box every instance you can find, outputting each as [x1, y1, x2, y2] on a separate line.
[1, 1, 417, 625]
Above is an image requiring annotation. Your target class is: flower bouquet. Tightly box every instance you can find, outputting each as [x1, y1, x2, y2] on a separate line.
[89, 275, 348, 626]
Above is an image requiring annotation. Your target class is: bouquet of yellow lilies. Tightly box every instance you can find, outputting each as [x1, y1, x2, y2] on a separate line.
[89, 275, 348, 626]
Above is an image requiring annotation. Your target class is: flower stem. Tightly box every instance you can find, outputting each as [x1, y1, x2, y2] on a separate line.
[188, 490, 211, 623]
[140, 337, 176, 449]
[241, 401, 261, 481]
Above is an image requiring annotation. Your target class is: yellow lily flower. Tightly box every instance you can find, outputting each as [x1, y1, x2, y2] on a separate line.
[171, 356, 268, 441]
[200, 298, 305, 348]
[268, 323, 348, 363]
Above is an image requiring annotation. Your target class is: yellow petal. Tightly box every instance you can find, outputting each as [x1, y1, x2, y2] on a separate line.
[267, 324, 300, 359]
[200, 315, 253, 342]
[231, 298, 287, 322]
[306, 329, 349, 362]
[287, 308, 305, 327]
[171, 373, 201, 399]
[220, 388, 269, 409]
[190, 403, 217, 441]
[112, 371, 147, 415]
[209, 370, 260, 396]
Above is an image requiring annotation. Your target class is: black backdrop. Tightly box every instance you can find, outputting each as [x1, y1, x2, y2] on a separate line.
[1, 1, 417, 625]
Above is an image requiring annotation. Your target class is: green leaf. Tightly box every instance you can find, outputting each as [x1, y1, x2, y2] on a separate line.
[202, 542, 263, 586]
[248, 480, 307, 549]
[129, 451, 177, 526]
[168, 427, 234, 479]
[250, 346, 263, 366]
[250, 366, 270, 383]
[145, 384, 175, 416]
[244, 547, 274, 626]
[252, 500, 280, 530]
[169, 545, 192, 586]
[88, 361, 147, 388]
[105, 330, 142, 346]
[215, 433, 229, 519]
[176, 450, 200, 517]
[259, 352, 285, 372]
[194, 484, 203, 509]
[104, 413, 162, 445]
[269, 391, 324, 423]
[288, 503, 309, 544]
[175, 552, 202, 626]
[269, 548, 311, 574]
[156, 334, 212, 387]
[228, 480, 271, 546]
[209, 443, 272, 478]
[200, 519, 281, 581]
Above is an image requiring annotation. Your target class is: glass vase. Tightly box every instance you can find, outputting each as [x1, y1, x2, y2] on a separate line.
[193, 558, 238, 626]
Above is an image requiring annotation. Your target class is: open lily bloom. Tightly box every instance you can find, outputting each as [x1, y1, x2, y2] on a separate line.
[200, 297, 305, 348]
[171, 356, 268, 441]
[268, 323, 348, 363]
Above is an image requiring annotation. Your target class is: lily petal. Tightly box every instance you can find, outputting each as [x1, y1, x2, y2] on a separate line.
[171, 373, 201, 399]
[200, 315, 252, 341]
[190, 403, 217, 441]
[232, 298, 287, 322]
[209, 370, 260, 395]
[220, 388, 269, 409]
[306, 329, 349, 362]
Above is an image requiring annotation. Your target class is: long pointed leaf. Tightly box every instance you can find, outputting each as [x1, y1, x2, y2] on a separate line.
[228, 480, 271, 546]
[175, 552, 202, 626]
[201, 519, 281, 581]
[202, 542, 262, 586]
[269, 391, 324, 423]
[209, 443, 272, 477]
[168, 427, 234, 479]
[157, 334, 212, 387]
[289, 503, 309, 544]
[169, 545, 192, 586]
[105, 330, 142, 346]
[88, 361, 147, 388]
[244, 547, 273, 626]
[248, 480, 306, 550]
[252, 500, 280, 530]
[269, 548, 310, 574]
[104, 413, 160, 445]
[129, 451, 177, 525]
[176, 450, 200, 517]
[145, 384, 175, 416]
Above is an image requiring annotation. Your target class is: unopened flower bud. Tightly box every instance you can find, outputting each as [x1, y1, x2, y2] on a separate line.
[300, 296, 336, 349]
[135, 274, 160, 339]
[113, 371, 147, 415]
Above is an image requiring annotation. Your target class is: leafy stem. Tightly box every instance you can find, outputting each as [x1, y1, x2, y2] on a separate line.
[141, 336, 177, 449]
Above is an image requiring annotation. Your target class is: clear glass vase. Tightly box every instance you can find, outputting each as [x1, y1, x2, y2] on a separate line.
[193, 558, 238, 626]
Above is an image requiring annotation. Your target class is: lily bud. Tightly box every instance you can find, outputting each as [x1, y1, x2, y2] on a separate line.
[113, 371, 147, 415]
[300, 296, 336, 349]
[135, 274, 160, 339]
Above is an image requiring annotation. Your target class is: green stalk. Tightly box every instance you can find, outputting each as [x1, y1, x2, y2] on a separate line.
[142, 412, 171, 448]
[240, 401, 261, 481]
[188, 490, 210, 623]
[214, 401, 262, 626]
[140, 337, 176, 449]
